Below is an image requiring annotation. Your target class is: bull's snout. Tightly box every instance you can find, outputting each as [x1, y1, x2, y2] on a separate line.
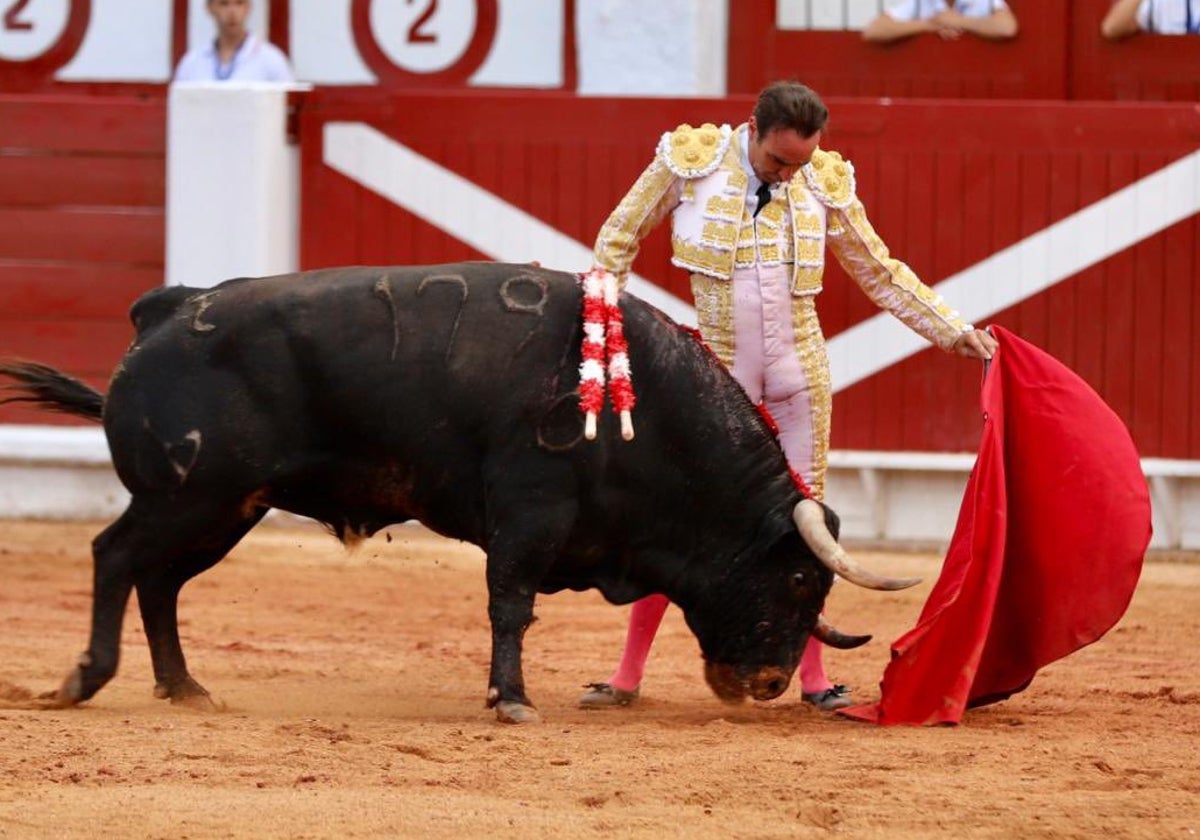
[704, 662, 748, 703]
[704, 663, 793, 704]
[748, 667, 792, 701]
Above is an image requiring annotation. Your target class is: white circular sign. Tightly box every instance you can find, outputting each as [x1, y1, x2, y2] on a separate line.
[0, 0, 71, 61]
[369, 0, 477, 74]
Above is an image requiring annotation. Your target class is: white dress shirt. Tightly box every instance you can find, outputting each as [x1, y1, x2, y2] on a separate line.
[173, 33, 294, 82]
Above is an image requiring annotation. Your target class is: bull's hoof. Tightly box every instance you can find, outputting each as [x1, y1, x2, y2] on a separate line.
[156, 677, 225, 712]
[172, 692, 226, 712]
[52, 666, 86, 708]
[494, 701, 541, 724]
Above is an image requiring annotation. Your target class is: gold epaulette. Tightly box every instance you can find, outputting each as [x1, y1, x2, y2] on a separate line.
[803, 149, 856, 210]
[656, 122, 732, 179]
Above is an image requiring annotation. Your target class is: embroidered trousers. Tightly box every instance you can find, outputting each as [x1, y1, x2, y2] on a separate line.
[602, 262, 837, 696]
[725, 263, 831, 500]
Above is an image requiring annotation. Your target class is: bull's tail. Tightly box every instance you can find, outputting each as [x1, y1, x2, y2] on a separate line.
[0, 360, 105, 422]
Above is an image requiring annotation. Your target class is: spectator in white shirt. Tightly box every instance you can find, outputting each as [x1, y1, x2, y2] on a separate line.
[1101, 0, 1200, 39]
[863, 0, 1019, 43]
[174, 0, 294, 82]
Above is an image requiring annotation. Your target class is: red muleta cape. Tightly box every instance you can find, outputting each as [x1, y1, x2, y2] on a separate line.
[841, 326, 1152, 726]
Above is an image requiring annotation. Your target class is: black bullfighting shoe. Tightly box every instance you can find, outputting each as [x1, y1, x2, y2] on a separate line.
[801, 684, 853, 711]
[578, 682, 640, 708]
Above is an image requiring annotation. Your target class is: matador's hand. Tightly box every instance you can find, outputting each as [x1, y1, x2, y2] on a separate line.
[952, 328, 998, 361]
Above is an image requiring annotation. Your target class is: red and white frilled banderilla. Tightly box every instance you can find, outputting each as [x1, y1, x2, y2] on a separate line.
[578, 266, 635, 441]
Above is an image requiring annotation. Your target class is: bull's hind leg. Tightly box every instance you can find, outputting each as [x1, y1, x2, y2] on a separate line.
[135, 506, 267, 709]
[56, 496, 264, 709]
[54, 509, 139, 706]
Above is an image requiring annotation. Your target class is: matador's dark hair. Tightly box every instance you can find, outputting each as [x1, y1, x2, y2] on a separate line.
[753, 81, 829, 139]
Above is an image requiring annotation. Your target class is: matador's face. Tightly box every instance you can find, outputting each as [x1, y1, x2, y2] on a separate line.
[748, 118, 821, 185]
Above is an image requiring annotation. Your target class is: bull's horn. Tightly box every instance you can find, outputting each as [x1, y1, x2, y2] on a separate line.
[812, 616, 871, 650]
[792, 498, 922, 591]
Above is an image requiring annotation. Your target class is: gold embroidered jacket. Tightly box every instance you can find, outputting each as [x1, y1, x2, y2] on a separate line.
[592, 122, 970, 352]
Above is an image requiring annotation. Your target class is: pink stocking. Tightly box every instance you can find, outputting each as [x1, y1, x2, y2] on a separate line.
[607, 594, 670, 691]
[798, 634, 833, 694]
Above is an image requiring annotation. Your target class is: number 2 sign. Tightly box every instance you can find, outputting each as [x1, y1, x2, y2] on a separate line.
[0, 0, 89, 90]
[350, 0, 498, 87]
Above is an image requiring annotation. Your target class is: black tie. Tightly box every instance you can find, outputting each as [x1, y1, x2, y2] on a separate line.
[754, 182, 771, 217]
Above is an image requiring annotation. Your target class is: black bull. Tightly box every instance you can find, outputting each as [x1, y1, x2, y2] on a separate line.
[0, 262, 917, 723]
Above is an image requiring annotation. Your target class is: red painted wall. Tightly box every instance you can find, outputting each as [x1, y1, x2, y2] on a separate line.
[1070, 0, 1200, 101]
[297, 90, 1200, 458]
[0, 95, 166, 425]
[728, 0, 1200, 102]
[3, 2, 1198, 456]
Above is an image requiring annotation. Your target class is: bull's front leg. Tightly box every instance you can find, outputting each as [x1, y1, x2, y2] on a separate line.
[480, 482, 575, 723]
[484, 559, 542, 724]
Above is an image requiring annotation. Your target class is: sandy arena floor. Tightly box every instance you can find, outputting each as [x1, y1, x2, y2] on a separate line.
[0, 518, 1197, 839]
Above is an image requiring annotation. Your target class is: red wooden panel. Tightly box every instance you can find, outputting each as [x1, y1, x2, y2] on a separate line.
[1069, 152, 1111, 403]
[961, 151, 995, 270]
[904, 150, 936, 284]
[732, 0, 1199, 103]
[582, 138, 617, 264]
[933, 151, 965, 278]
[0, 154, 165, 208]
[0, 263, 160, 319]
[1130, 156, 1169, 455]
[861, 146, 907, 453]
[355, 175, 389, 266]
[554, 139, 587, 245]
[1099, 153, 1138, 432]
[1044, 151, 1080, 369]
[0, 96, 166, 154]
[0, 93, 164, 428]
[1159, 216, 1194, 457]
[0, 207, 164, 265]
[1070, 0, 1200, 102]
[1012, 153, 1051, 348]
[894, 149, 933, 450]
[300, 92, 1200, 457]
[528, 140, 558, 247]
[0, 403, 100, 427]
[815, 101, 1200, 455]
[727, 1, 774, 96]
[298, 113, 356, 269]
[917, 149, 969, 447]
[729, 2, 1068, 100]
[0, 319, 132, 376]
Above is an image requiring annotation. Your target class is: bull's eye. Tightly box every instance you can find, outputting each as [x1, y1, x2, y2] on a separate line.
[790, 572, 807, 595]
[755, 620, 771, 634]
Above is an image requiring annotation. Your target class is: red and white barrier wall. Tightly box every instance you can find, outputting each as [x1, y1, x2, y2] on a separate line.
[297, 91, 1200, 547]
[1, 2, 1198, 547]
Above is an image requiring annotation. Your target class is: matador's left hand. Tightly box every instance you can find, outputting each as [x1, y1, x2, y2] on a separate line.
[952, 328, 998, 361]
